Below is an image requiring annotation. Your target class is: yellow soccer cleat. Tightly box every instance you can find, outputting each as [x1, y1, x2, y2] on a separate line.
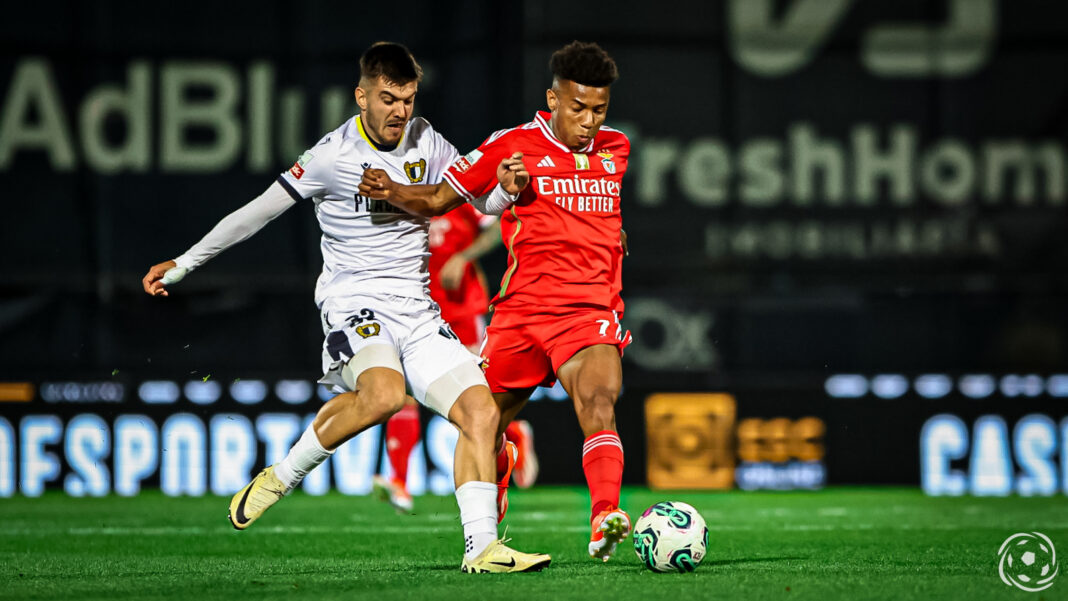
[228, 466, 289, 530]
[588, 507, 631, 562]
[460, 539, 552, 573]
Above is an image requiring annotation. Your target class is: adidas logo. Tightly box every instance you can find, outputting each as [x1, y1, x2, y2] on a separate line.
[536, 155, 555, 168]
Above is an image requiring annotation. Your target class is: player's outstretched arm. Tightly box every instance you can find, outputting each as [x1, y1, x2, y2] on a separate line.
[359, 153, 529, 217]
[359, 172, 462, 217]
[141, 180, 297, 297]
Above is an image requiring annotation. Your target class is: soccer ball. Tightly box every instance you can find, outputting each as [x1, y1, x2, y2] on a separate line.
[632, 501, 709, 573]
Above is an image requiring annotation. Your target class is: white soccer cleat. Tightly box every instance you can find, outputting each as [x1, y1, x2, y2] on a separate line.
[373, 475, 414, 514]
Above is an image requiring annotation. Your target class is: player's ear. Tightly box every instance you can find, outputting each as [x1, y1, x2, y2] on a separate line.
[546, 88, 557, 112]
[355, 87, 367, 111]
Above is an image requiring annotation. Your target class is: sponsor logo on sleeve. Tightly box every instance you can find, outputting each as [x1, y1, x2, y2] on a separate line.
[289, 151, 314, 179]
[452, 149, 483, 173]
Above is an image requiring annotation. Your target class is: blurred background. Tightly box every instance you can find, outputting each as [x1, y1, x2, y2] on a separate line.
[1, 0, 1066, 498]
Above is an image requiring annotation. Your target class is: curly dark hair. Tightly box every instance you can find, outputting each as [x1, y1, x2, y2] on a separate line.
[549, 41, 618, 87]
[360, 42, 423, 85]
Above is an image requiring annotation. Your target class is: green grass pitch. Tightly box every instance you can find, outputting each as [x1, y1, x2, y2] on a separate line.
[2, 487, 1065, 600]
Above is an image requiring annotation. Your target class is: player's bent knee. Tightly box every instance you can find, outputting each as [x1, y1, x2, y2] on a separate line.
[360, 385, 408, 419]
[453, 389, 500, 435]
[577, 383, 621, 408]
[425, 359, 491, 421]
[341, 344, 403, 391]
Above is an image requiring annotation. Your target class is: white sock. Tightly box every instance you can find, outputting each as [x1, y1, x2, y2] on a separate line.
[274, 425, 334, 490]
[455, 481, 498, 559]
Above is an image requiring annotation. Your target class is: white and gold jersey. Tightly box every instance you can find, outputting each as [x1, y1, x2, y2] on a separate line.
[278, 115, 459, 307]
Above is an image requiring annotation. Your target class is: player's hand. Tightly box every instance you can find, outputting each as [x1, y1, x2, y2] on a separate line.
[359, 168, 396, 200]
[620, 228, 629, 257]
[497, 152, 529, 195]
[143, 260, 177, 297]
[439, 254, 468, 290]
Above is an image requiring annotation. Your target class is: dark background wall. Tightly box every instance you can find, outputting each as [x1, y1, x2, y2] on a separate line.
[2, 0, 1066, 491]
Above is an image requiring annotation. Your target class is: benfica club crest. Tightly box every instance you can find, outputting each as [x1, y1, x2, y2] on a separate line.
[597, 151, 616, 174]
[404, 158, 427, 183]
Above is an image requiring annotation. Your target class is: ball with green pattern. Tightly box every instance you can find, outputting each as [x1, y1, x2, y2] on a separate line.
[632, 501, 708, 573]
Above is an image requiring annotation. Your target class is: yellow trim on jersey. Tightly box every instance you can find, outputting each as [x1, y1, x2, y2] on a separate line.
[498, 206, 523, 298]
[356, 115, 404, 150]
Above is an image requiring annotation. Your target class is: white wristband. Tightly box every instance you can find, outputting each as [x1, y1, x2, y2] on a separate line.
[471, 184, 518, 216]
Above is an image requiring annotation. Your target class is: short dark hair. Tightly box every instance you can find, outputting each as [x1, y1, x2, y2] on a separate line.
[360, 42, 423, 85]
[550, 41, 618, 87]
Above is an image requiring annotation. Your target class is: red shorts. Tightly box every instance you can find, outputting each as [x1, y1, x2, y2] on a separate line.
[480, 306, 631, 393]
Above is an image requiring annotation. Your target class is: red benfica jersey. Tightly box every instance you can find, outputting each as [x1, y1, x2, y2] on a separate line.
[443, 111, 628, 313]
[428, 203, 494, 321]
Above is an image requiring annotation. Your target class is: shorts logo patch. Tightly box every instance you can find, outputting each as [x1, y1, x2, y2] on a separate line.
[355, 323, 381, 338]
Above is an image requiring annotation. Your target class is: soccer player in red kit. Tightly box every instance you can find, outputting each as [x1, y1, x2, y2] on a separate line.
[429, 204, 499, 351]
[360, 41, 631, 561]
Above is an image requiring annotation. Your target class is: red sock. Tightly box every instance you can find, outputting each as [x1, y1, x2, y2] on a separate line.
[385, 404, 420, 485]
[504, 422, 525, 472]
[495, 433, 510, 479]
[582, 430, 624, 521]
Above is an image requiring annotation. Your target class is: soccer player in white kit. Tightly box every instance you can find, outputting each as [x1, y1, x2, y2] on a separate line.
[141, 42, 549, 573]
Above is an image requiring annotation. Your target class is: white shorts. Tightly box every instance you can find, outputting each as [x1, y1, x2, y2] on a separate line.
[318, 293, 485, 417]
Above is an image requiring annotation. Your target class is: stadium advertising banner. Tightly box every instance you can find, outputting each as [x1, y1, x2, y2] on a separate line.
[0, 376, 464, 498]
[0, 376, 597, 497]
[2, 373, 1065, 496]
[640, 374, 1067, 495]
